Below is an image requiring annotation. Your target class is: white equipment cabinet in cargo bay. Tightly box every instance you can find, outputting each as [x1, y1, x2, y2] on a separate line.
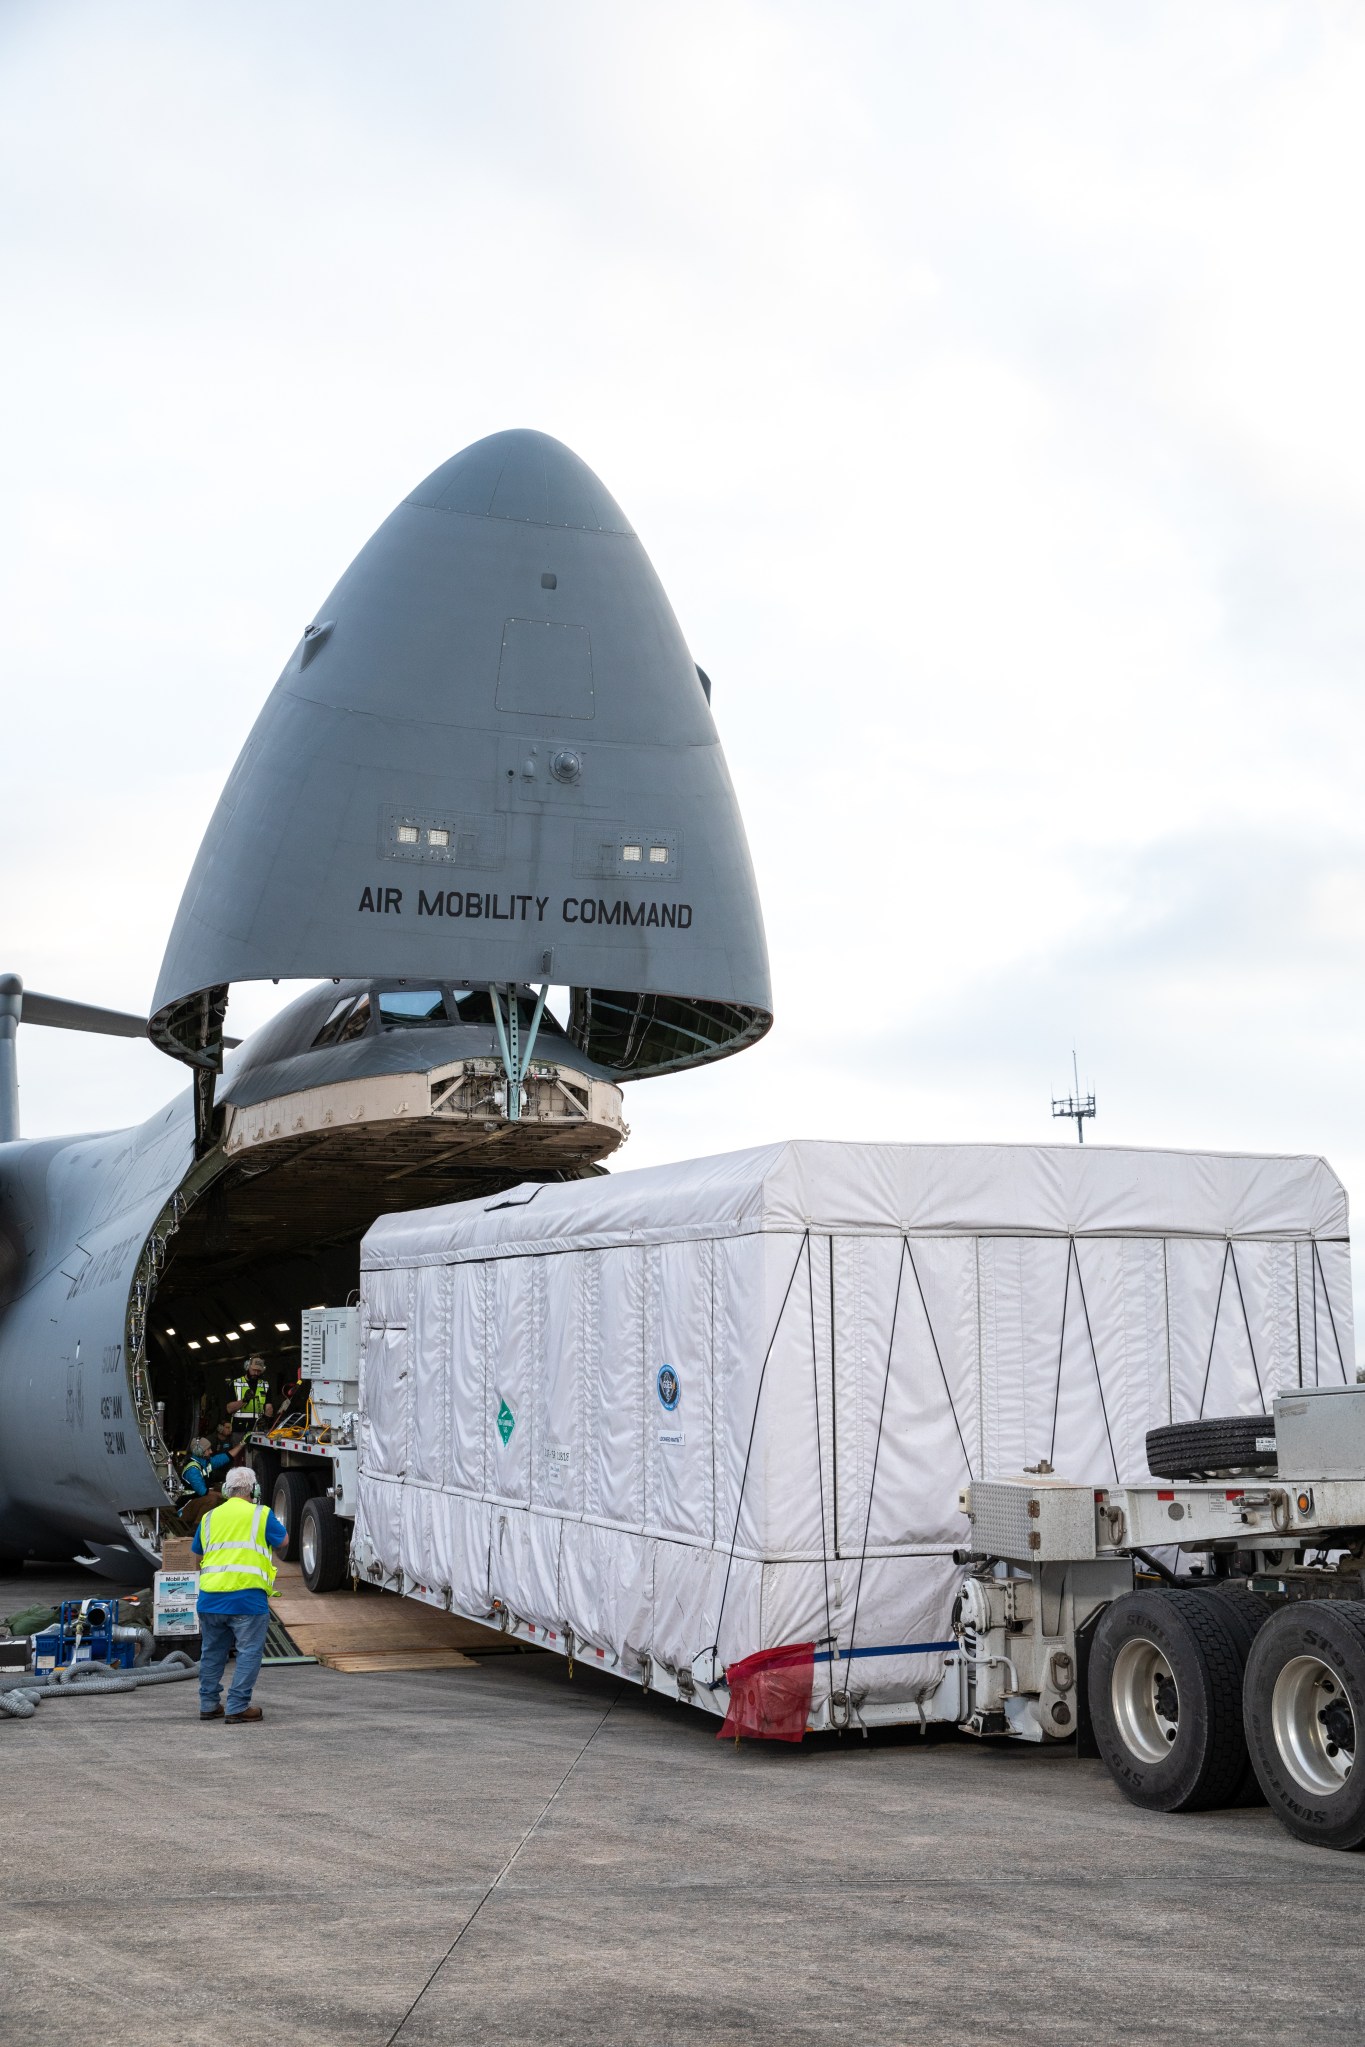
[243, 1306, 361, 1593]
[345, 1139, 1354, 1737]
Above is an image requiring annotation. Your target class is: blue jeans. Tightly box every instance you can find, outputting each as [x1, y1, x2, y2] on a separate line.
[199, 1609, 269, 1715]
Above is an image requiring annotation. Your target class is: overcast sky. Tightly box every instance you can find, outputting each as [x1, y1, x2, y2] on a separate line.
[6, 2, 1365, 1295]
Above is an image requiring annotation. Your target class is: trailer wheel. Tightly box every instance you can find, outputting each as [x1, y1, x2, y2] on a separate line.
[1243, 1600, 1365, 1849]
[1088, 1590, 1251, 1811]
[1145, 1416, 1275, 1480]
[271, 1470, 316, 1564]
[299, 1495, 348, 1595]
[1203, 1587, 1271, 1805]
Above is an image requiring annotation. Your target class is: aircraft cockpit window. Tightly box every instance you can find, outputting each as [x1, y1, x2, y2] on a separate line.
[312, 994, 372, 1047]
[446, 986, 568, 1035]
[377, 989, 447, 1027]
[448, 987, 495, 1025]
[338, 995, 372, 1040]
[314, 997, 353, 1040]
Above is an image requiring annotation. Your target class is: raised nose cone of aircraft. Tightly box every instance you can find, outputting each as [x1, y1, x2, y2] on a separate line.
[151, 429, 771, 1083]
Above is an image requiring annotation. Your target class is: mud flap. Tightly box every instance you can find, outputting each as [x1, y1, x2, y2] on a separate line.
[1074, 1601, 1106, 1759]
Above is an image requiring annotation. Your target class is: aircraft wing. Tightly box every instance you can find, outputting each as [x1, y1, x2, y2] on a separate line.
[21, 991, 240, 1047]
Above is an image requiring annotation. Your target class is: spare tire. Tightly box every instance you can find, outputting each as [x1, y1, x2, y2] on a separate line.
[1146, 1416, 1276, 1480]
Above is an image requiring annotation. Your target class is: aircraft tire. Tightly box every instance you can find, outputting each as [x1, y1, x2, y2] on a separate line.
[299, 1495, 348, 1595]
[1088, 1589, 1251, 1811]
[1244, 1600, 1365, 1849]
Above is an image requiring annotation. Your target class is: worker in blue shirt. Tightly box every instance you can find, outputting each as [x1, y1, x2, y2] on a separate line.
[180, 1436, 230, 1497]
[178, 1436, 232, 1530]
[193, 1465, 288, 1724]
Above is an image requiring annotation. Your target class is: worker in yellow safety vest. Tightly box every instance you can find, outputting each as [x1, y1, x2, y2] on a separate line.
[192, 1465, 287, 1724]
[226, 1356, 272, 1434]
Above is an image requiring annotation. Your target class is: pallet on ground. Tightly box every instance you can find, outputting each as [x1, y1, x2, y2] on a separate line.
[317, 1648, 480, 1673]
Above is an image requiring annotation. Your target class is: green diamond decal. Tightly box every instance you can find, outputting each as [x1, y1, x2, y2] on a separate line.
[496, 1398, 516, 1447]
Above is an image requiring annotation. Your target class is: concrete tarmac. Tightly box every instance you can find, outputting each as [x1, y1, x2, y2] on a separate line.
[4, 1566, 1364, 2046]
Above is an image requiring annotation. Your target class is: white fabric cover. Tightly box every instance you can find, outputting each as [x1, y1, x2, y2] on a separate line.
[355, 1140, 1353, 1725]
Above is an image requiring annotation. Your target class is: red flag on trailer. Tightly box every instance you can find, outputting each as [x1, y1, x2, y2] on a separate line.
[718, 1642, 815, 1743]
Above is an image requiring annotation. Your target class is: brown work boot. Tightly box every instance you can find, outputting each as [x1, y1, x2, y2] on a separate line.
[224, 1705, 263, 1724]
[199, 1704, 224, 1720]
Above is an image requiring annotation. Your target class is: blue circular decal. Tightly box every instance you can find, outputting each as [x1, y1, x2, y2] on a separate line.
[657, 1365, 680, 1412]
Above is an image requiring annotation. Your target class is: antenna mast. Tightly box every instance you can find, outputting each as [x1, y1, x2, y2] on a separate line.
[1052, 1048, 1096, 1144]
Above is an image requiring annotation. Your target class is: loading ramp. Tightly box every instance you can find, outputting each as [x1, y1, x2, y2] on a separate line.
[268, 1563, 532, 1673]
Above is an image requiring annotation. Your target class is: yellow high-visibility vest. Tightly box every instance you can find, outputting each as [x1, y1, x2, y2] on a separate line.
[198, 1498, 277, 1596]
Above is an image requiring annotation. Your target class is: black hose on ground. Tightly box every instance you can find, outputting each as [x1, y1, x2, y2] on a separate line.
[0, 1650, 199, 1719]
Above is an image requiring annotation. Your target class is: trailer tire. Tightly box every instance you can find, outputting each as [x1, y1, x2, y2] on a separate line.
[1145, 1417, 1275, 1480]
[1089, 1590, 1251, 1811]
[1243, 1600, 1365, 1849]
[1199, 1587, 1270, 1805]
[299, 1496, 348, 1595]
[270, 1470, 316, 1564]
[249, 1449, 279, 1504]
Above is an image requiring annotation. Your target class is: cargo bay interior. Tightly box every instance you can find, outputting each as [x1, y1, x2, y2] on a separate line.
[139, 977, 610, 1459]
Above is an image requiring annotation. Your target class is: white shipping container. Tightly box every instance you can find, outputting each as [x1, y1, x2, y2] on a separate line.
[354, 1141, 1353, 1730]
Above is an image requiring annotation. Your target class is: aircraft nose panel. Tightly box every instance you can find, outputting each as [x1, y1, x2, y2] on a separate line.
[406, 432, 634, 533]
[149, 429, 771, 1082]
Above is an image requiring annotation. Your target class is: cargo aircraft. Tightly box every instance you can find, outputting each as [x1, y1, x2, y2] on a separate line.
[0, 430, 770, 1574]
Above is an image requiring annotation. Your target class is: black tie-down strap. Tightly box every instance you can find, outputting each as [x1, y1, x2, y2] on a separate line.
[1196, 1239, 1266, 1418]
[1048, 1236, 1120, 1481]
[840, 1238, 975, 1698]
[700, 1232, 977, 1719]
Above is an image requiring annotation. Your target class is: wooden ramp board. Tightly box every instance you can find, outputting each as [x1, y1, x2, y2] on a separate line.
[318, 1649, 479, 1673]
[268, 1562, 528, 1668]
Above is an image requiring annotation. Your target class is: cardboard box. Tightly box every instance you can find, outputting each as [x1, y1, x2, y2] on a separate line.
[153, 1569, 201, 1637]
[160, 1535, 198, 1574]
